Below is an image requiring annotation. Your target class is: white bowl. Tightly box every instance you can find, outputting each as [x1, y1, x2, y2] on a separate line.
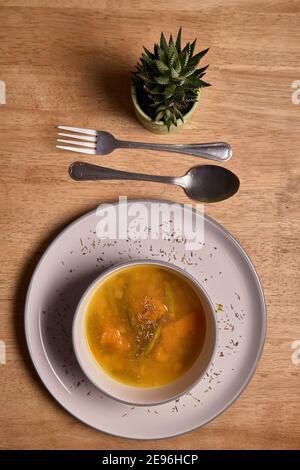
[72, 259, 217, 406]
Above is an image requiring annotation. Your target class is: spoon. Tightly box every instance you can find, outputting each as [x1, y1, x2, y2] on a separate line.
[69, 162, 240, 203]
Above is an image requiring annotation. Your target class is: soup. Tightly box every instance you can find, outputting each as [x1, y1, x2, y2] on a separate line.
[85, 265, 206, 387]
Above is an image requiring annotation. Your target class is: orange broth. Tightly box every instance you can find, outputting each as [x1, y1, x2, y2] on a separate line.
[85, 265, 206, 387]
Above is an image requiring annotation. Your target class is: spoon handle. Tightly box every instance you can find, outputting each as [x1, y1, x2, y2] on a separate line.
[117, 140, 232, 162]
[69, 162, 175, 185]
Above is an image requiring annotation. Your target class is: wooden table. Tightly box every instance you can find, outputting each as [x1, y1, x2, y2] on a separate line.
[1, 0, 300, 450]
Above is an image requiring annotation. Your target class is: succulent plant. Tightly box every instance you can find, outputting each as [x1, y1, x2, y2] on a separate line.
[132, 28, 210, 130]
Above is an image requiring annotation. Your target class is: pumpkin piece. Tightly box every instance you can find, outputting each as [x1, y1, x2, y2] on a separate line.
[100, 327, 131, 352]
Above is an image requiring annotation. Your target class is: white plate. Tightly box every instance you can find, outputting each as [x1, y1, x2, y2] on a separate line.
[25, 200, 266, 439]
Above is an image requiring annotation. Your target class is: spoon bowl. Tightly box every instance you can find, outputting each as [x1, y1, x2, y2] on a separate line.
[180, 165, 240, 202]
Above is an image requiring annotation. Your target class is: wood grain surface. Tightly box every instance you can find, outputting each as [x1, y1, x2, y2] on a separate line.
[0, 0, 300, 450]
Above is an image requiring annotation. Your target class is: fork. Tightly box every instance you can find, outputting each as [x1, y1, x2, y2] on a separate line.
[56, 126, 232, 162]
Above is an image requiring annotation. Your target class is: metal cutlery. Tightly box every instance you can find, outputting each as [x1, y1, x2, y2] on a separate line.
[69, 161, 239, 203]
[57, 126, 232, 162]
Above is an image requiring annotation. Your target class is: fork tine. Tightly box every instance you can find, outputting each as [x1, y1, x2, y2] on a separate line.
[58, 132, 96, 142]
[57, 125, 96, 135]
[57, 139, 96, 148]
[56, 145, 96, 155]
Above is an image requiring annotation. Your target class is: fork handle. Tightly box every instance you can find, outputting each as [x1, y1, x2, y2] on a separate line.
[69, 162, 174, 184]
[117, 140, 232, 162]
